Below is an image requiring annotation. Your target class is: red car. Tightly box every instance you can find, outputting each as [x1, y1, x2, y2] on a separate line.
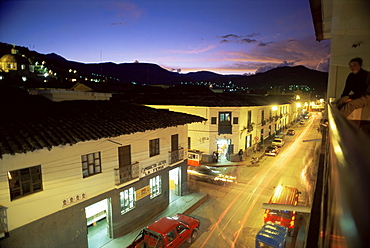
[126, 214, 200, 248]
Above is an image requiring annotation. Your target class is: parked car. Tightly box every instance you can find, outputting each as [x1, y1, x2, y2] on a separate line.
[299, 120, 305, 125]
[287, 129, 295, 135]
[188, 166, 236, 185]
[271, 138, 285, 148]
[126, 213, 200, 248]
[265, 146, 279, 156]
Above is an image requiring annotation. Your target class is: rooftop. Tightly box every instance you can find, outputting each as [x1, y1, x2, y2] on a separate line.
[0, 86, 206, 158]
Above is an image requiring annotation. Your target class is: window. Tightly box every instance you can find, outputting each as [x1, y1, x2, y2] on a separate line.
[211, 117, 217, 124]
[247, 111, 252, 126]
[171, 134, 179, 151]
[176, 224, 187, 234]
[82, 152, 102, 178]
[167, 230, 176, 242]
[150, 175, 162, 198]
[219, 112, 232, 134]
[8, 165, 43, 201]
[149, 138, 160, 157]
[233, 117, 238, 124]
[120, 187, 136, 214]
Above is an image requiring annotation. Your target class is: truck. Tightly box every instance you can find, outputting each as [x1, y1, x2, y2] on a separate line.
[263, 185, 300, 233]
[126, 213, 200, 248]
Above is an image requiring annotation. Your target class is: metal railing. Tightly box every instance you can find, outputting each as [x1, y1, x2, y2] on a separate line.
[306, 104, 370, 247]
[114, 162, 140, 185]
[168, 147, 185, 165]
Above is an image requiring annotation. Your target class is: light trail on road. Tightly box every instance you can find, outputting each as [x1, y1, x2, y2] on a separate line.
[199, 118, 319, 248]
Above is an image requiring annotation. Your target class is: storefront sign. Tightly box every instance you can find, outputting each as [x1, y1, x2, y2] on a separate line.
[136, 186, 150, 200]
[141, 160, 167, 176]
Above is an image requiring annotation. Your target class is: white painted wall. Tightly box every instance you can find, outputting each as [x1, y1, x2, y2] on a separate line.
[0, 125, 188, 231]
[325, 0, 370, 100]
[146, 104, 293, 156]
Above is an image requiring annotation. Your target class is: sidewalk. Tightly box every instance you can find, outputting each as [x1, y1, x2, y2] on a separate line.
[101, 191, 208, 248]
[101, 134, 282, 248]
[203, 138, 275, 168]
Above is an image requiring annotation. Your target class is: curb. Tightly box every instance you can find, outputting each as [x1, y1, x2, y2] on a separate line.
[183, 193, 209, 215]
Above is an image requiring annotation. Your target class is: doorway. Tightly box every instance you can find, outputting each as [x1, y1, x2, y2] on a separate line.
[217, 139, 231, 162]
[86, 198, 112, 248]
[169, 167, 181, 203]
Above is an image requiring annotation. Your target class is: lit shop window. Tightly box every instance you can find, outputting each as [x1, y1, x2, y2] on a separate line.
[150, 175, 162, 199]
[120, 187, 136, 214]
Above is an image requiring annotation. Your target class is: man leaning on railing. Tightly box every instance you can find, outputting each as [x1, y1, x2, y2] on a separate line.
[336, 57, 370, 118]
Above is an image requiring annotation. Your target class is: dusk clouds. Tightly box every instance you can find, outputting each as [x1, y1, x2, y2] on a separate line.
[218, 33, 259, 44]
[0, 0, 330, 75]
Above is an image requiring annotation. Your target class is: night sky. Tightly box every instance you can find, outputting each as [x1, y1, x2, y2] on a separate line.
[0, 0, 330, 75]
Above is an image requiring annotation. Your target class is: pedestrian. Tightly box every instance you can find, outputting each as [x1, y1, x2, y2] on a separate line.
[238, 149, 243, 161]
[336, 57, 370, 118]
[212, 151, 218, 163]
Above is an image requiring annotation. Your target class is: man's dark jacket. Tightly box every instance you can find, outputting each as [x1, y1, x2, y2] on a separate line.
[341, 68, 370, 99]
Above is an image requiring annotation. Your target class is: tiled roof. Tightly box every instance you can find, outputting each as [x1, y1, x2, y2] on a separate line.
[0, 87, 206, 158]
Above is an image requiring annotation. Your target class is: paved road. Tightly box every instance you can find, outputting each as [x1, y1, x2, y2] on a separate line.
[185, 116, 322, 248]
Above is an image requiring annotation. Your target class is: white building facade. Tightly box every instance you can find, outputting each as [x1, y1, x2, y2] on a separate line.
[0, 95, 205, 248]
[146, 102, 298, 163]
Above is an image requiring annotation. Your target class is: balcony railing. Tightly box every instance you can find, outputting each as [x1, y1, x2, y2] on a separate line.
[168, 147, 185, 165]
[218, 125, 232, 134]
[114, 162, 140, 185]
[0, 206, 8, 239]
[306, 104, 370, 248]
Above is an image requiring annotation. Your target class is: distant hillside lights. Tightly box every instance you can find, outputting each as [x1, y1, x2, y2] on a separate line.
[35, 61, 56, 78]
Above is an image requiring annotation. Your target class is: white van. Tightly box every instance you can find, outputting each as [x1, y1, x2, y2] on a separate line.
[271, 138, 285, 147]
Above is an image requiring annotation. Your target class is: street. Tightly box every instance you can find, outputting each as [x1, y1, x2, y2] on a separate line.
[185, 116, 322, 248]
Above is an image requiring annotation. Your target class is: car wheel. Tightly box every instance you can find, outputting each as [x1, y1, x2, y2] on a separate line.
[187, 229, 198, 243]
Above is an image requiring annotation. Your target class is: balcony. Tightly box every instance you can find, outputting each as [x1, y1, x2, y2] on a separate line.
[247, 123, 254, 132]
[114, 162, 140, 185]
[306, 104, 370, 247]
[218, 125, 232, 135]
[168, 147, 185, 165]
[0, 206, 8, 239]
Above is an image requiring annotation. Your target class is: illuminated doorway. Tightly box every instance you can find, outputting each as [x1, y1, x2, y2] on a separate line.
[169, 167, 181, 203]
[217, 139, 232, 162]
[86, 198, 112, 248]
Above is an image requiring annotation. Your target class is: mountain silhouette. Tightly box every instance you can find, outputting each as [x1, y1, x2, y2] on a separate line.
[1, 42, 328, 94]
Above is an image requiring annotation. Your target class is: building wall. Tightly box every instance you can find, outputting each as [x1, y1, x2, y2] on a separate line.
[146, 104, 293, 161]
[326, 0, 370, 100]
[0, 125, 189, 247]
[111, 165, 174, 238]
